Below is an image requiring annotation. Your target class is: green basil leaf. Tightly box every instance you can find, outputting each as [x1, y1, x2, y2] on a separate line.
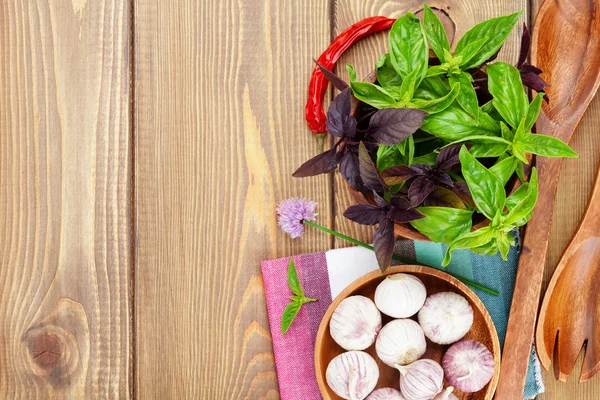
[470, 142, 511, 158]
[421, 106, 500, 141]
[414, 76, 449, 100]
[411, 82, 460, 113]
[376, 53, 403, 90]
[377, 143, 407, 171]
[471, 239, 500, 256]
[347, 64, 397, 108]
[389, 13, 428, 85]
[426, 65, 447, 77]
[449, 72, 479, 117]
[454, 11, 523, 69]
[517, 133, 579, 158]
[410, 207, 473, 244]
[407, 134, 415, 165]
[487, 62, 528, 128]
[423, 5, 450, 61]
[287, 258, 303, 296]
[482, 100, 506, 123]
[412, 152, 438, 165]
[442, 226, 495, 266]
[497, 233, 512, 260]
[511, 143, 529, 163]
[489, 156, 518, 186]
[281, 301, 302, 334]
[505, 182, 529, 208]
[515, 160, 525, 182]
[524, 92, 544, 132]
[399, 68, 420, 103]
[504, 167, 538, 226]
[459, 146, 506, 219]
[500, 121, 514, 142]
[456, 38, 487, 67]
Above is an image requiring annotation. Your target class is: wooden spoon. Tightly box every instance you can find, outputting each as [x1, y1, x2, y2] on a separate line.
[536, 163, 600, 382]
[495, 0, 600, 397]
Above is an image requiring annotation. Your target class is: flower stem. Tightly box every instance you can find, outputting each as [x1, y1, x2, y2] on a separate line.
[303, 220, 499, 297]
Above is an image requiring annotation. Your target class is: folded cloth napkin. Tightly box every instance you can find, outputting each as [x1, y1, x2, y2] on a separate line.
[261, 236, 545, 399]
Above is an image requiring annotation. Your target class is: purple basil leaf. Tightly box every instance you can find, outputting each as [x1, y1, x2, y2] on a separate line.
[358, 142, 385, 192]
[517, 23, 530, 67]
[519, 63, 542, 75]
[410, 164, 434, 175]
[389, 196, 411, 210]
[314, 59, 349, 91]
[368, 108, 428, 145]
[340, 151, 364, 191]
[408, 176, 435, 206]
[436, 171, 454, 187]
[423, 197, 451, 207]
[521, 71, 549, 93]
[436, 143, 463, 170]
[343, 204, 383, 225]
[293, 148, 338, 177]
[381, 165, 418, 185]
[373, 192, 388, 208]
[373, 216, 395, 272]
[452, 182, 475, 206]
[327, 88, 357, 137]
[388, 207, 424, 223]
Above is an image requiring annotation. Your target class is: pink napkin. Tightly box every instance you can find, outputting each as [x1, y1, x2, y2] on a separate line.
[261, 247, 382, 400]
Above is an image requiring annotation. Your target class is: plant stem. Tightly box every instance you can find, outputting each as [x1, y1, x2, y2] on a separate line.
[303, 220, 499, 296]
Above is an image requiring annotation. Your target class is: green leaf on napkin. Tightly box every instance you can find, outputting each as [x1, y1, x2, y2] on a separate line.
[281, 258, 317, 334]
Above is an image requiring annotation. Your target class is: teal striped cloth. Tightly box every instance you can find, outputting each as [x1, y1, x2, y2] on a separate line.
[394, 232, 544, 398]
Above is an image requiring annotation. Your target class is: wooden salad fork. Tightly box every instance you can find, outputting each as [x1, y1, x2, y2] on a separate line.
[495, 0, 600, 397]
[536, 163, 600, 382]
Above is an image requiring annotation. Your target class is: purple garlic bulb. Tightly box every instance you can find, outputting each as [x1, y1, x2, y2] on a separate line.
[326, 351, 379, 400]
[443, 340, 495, 393]
[374, 274, 427, 318]
[330, 295, 382, 351]
[433, 386, 458, 400]
[366, 387, 405, 399]
[376, 319, 426, 367]
[418, 291, 473, 345]
[397, 359, 444, 400]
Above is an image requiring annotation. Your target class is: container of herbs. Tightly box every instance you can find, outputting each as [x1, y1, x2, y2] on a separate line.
[294, 6, 577, 271]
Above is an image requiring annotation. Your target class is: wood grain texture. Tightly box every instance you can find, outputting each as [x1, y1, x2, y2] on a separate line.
[331, 0, 528, 248]
[133, 0, 331, 398]
[0, 0, 132, 398]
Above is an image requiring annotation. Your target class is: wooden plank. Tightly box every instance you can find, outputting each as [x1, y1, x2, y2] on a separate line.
[134, 0, 331, 397]
[0, 0, 132, 398]
[331, 0, 528, 248]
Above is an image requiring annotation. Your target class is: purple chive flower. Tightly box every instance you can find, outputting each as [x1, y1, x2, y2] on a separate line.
[276, 198, 318, 238]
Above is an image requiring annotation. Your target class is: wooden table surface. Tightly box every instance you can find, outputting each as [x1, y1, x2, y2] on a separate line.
[1, 0, 599, 398]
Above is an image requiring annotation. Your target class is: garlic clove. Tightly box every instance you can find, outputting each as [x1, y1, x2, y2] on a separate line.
[397, 359, 444, 400]
[330, 295, 382, 351]
[374, 274, 427, 318]
[375, 319, 426, 367]
[418, 291, 473, 345]
[443, 340, 495, 393]
[326, 351, 379, 400]
[366, 387, 406, 399]
[432, 386, 458, 400]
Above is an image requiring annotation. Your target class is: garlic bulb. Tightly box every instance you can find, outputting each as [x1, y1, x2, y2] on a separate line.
[375, 319, 426, 367]
[366, 387, 406, 400]
[418, 291, 473, 345]
[443, 340, 495, 393]
[330, 295, 382, 351]
[433, 387, 458, 400]
[326, 351, 379, 400]
[397, 359, 444, 400]
[374, 274, 427, 318]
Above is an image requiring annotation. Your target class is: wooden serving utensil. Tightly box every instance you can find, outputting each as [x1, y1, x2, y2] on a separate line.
[495, 0, 600, 397]
[536, 162, 600, 382]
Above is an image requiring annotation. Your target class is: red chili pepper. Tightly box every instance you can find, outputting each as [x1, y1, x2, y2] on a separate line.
[306, 16, 396, 134]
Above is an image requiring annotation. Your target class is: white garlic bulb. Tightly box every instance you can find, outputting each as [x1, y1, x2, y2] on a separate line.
[397, 359, 444, 400]
[366, 387, 406, 399]
[326, 351, 379, 400]
[443, 340, 495, 393]
[330, 295, 382, 351]
[374, 274, 426, 318]
[375, 319, 426, 367]
[418, 291, 473, 345]
[433, 386, 458, 400]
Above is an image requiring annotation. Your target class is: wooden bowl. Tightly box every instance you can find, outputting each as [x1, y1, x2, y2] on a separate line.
[315, 265, 501, 400]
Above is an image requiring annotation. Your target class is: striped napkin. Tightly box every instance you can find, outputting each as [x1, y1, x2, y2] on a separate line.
[261, 236, 545, 399]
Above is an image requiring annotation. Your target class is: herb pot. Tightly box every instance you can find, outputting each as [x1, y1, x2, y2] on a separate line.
[315, 265, 501, 400]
